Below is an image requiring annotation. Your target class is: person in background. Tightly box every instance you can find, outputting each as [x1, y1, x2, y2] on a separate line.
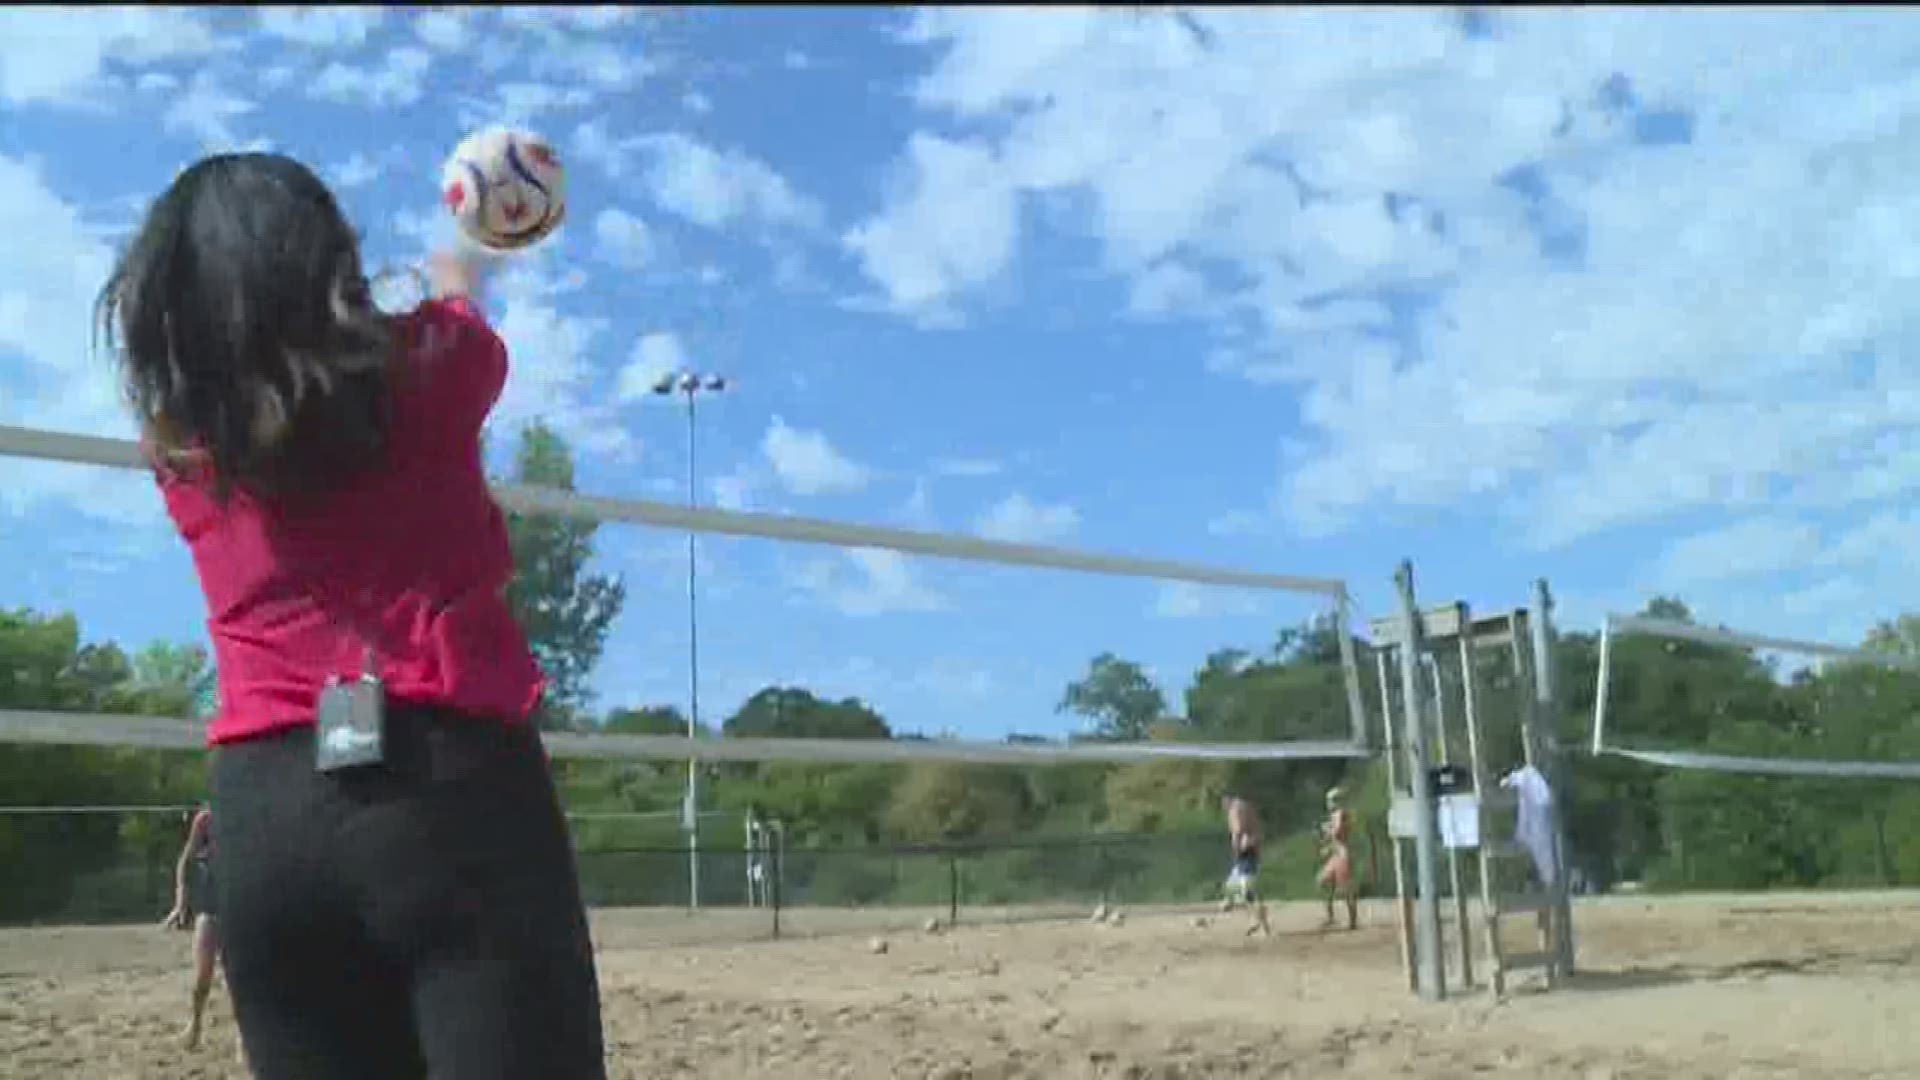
[1220, 791, 1272, 937]
[163, 803, 222, 1049]
[1315, 786, 1360, 931]
[102, 151, 604, 1080]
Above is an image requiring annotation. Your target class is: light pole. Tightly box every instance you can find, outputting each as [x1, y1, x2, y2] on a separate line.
[652, 370, 728, 910]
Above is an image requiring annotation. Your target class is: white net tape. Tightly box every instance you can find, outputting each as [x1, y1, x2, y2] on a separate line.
[0, 423, 1372, 764]
[1607, 747, 1920, 781]
[1592, 612, 1920, 781]
[0, 707, 1369, 763]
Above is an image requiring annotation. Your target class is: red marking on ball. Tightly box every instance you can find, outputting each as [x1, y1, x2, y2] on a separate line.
[443, 180, 466, 211]
[528, 143, 557, 169]
[503, 200, 528, 224]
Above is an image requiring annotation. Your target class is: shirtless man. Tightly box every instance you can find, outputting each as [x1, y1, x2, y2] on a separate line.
[1221, 792, 1272, 937]
[1316, 786, 1360, 931]
[162, 804, 221, 1049]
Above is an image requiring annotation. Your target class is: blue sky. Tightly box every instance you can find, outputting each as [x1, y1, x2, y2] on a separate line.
[4, 7, 1920, 742]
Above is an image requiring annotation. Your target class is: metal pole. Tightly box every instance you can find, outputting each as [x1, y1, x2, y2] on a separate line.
[1591, 617, 1614, 756]
[1455, 605, 1504, 995]
[685, 391, 702, 912]
[1506, 613, 1534, 770]
[1394, 561, 1446, 1000]
[770, 820, 785, 940]
[1375, 649, 1416, 992]
[1530, 579, 1577, 977]
[744, 815, 757, 908]
[1427, 653, 1474, 990]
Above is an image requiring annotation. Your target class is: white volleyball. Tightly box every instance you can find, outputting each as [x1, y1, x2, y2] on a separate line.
[440, 126, 566, 252]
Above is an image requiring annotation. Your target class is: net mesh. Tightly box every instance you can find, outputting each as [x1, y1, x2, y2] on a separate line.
[1592, 612, 1920, 779]
[1, 423, 1380, 947]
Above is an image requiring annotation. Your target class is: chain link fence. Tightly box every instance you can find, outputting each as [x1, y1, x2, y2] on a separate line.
[2, 808, 1337, 938]
[574, 830, 1249, 943]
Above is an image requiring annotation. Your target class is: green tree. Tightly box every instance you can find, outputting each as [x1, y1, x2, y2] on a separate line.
[604, 704, 695, 736]
[716, 687, 895, 845]
[1058, 653, 1166, 741]
[884, 762, 1032, 842]
[1179, 621, 1359, 833]
[1102, 719, 1229, 833]
[0, 611, 207, 922]
[106, 642, 211, 718]
[500, 421, 627, 729]
[723, 687, 891, 740]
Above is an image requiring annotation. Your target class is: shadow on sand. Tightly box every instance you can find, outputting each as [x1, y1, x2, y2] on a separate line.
[1556, 945, 1920, 996]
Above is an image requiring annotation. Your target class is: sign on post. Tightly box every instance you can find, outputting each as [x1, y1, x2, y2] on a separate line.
[1390, 794, 1481, 851]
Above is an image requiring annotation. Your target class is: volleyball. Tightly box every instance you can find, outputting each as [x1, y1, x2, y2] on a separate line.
[440, 125, 566, 252]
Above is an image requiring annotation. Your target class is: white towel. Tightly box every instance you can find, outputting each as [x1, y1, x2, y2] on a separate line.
[1500, 765, 1558, 888]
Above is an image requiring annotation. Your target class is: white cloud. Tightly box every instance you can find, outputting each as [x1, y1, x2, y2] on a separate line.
[0, 154, 161, 527]
[413, 9, 473, 53]
[762, 418, 869, 496]
[1206, 509, 1266, 538]
[1652, 517, 1823, 590]
[593, 208, 652, 270]
[1152, 583, 1268, 620]
[973, 492, 1080, 544]
[500, 6, 642, 35]
[332, 152, 382, 189]
[683, 91, 712, 115]
[312, 48, 434, 109]
[900, 478, 936, 528]
[935, 457, 1002, 478]
[0, 8, 215, 106]
[843, 133, 1018, 321]
[710, 470, 757, 512]
[641, 132, 825, 232]
[1128, 260, 1213, 318]
[1816, 510, 1920, 574]
[487, 259, 637, 461]
[162, 70, 257, 151]
[1650, 509, 1920, 638]
[859, 8, 1920, 555]
[793, 549, 948, 617]
[257, 8, 385, 49]
[534, 39, 655, 93]
[615, 331, 686, 402]
[501, 81, 594, 121]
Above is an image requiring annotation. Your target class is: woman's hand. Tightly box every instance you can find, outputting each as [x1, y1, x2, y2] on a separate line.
[163, 900, 189, 931]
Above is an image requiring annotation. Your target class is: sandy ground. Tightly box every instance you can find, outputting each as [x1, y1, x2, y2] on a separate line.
[2, 893, 1917, 1079]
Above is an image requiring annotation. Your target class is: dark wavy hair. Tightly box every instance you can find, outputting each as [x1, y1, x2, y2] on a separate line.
[97, 152, 397, 501]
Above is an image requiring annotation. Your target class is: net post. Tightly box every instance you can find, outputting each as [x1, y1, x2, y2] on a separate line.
[1530, 579, 1577, 978]
[1375, 648, 1417, 993]
[1591, 616, 1614, 756]
[1335, 590, 1369, 748]
[769, 819, 785, 941]
[1394, 560, 1447, 1001]
[948, 853, 960, 928]
[1425, 649, 1474, 989]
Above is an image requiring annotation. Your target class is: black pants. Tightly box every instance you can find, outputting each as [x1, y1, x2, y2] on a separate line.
[211, 703, 605, 1080]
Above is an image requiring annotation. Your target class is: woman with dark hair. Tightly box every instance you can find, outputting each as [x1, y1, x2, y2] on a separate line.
[100, 152, 605, 1080]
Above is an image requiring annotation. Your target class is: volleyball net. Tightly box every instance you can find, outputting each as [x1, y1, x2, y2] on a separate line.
[0, 421, 1378, 935]
[1591, 612, 1920, 781]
